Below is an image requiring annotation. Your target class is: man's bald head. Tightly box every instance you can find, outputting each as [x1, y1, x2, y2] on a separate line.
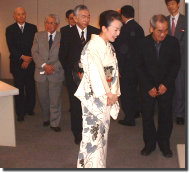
[14, 7, 26, 25]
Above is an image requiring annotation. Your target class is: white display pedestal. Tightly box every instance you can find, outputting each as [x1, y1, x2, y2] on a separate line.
[0, 81, 19, 147]
[177, 144, 185, 168]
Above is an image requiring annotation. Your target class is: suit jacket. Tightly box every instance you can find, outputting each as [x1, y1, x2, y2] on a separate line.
[113, 19, 144, 76]
[6, 22, 37, 74]
[32, 31, 64, 82]
[60, 25, 71, 36]
[59, 25, 100, 69]
[136, 34, 180, 93]
[167, 14, 186, 70]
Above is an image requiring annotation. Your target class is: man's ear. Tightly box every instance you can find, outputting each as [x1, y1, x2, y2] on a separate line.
[73, 16, 77, 23]
[149, 25, 154, 33]
[102, 26, 107, 33]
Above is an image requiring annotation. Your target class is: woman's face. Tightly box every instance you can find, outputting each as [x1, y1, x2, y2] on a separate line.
[103, 19, 122, 42]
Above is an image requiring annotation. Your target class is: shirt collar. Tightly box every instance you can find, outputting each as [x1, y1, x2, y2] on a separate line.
[17, 23, 25, 29]
[125, 18, 134, 24]
[76, 24, 87, 39]
[170, 12, 180, 24]
[48, 31, 56, 40]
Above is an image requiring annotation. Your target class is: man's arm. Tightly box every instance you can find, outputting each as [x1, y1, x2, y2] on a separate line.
[5, 27, 23, 63]
[161, 38, 181, 88]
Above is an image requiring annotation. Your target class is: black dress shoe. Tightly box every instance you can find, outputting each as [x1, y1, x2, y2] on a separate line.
[176, 117, 184, 125]
[50, 126, 61, 132]
[118, 119, 135, 126]
[141, 146, 156, 156]
[160, 148, 173, 158]
[43, 120, 50, 126]
[17, 116, 24, 122]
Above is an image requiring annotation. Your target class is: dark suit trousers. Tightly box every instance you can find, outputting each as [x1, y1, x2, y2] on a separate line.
[120, 74, 140, 122]
[13, 70, 35, 117]
[66, 67, 82, 139]
[172, 70, 185, 118]
[141, 87, 174, 148]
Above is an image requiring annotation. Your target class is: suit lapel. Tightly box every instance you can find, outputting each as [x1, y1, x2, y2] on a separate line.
[15, 23, 23, 35]
[175, 14, 183, 38]
[86, 26, 92, 42]
[43, 31, 49, 51]
[73, 25, 82, 43]
[167, 16, 172, 35]
[51, 32, 59, 50]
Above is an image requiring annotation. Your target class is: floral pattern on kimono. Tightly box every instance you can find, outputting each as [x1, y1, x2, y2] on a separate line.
[74, 34, 120, 168]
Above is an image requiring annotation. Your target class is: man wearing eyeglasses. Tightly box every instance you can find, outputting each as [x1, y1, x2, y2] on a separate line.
[32, 14, 64, 132]
[136, 15, 180, 158]
[59, 5, 99, 145]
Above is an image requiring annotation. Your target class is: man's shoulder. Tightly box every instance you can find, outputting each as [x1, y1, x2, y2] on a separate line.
[165, 34, 179, 43]
[87, 25, 100, 33]
[35, 31, 47, 37]
[25, 22, 37, 28]
[6, 23, 17, 31]
[179, 14, 185, 23]
[60, 25, 70, 32]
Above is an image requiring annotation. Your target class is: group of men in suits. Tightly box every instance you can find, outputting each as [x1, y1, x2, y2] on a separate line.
[5, 0, 185, 158]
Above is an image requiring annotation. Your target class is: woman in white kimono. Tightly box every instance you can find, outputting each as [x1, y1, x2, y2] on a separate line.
[75, 10, 123, 168]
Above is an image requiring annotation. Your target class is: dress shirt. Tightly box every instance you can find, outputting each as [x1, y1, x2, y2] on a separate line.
[48, 31, 56, 41]
[125, 18, 134, 24]
[76, 24, 87, 40]
[17, 23, 25, 30]
[170, 12, 180, 28]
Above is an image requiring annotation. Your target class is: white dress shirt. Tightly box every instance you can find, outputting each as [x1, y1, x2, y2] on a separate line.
[76, 24, 87, 40]
[170, 12, 180, 28]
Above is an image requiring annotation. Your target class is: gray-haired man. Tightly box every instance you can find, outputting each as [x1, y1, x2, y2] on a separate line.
[32, 14, 64, 132]
[136, 14, 180, 158]
[59, 5, 99, 144]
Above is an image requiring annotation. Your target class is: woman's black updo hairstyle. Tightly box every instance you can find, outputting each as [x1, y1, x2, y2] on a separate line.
[99, 10, 122, 32]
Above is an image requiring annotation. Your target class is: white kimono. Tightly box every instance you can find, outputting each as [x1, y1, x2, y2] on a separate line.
[75, 34, 120, 168]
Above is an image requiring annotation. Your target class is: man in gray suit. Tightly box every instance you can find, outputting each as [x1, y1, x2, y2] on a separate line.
[32, 14, 64, 132]
[165, 0, 186, 125]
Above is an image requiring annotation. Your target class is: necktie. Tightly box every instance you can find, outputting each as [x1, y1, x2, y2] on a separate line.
[20, 26, 24, 33]
[49, 34, 53, 50]
[81, 31, 86, 46]
[171, 17, 176, 36]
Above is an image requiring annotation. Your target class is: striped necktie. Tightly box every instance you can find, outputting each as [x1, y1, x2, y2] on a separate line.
[171, 17, 176, 36]
[20, 26, 24, 33]
[81, 31, 86, 46]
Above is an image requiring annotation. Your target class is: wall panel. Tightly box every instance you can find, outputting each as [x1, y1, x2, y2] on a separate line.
[84, 0, 133, 27]
[0, 0, 186, 79]
[139, 0, 185, 35]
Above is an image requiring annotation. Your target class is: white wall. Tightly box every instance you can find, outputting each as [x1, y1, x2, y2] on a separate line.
[0, 0, 185, 79]
[139, 0, 185, 35]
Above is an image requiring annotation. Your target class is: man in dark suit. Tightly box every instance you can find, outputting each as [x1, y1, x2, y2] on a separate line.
[60, 9, 75, 35]
[6, 7, 37, 121]
[136, 15, 180, 158]
[59, 9, 75, 111]
[59, 5, 99, 144]
[113, 5, 144, 126]
[165, 0, 186, 125]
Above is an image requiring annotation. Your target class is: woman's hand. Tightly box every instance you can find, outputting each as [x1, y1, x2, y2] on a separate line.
[106, 92, 118, 106]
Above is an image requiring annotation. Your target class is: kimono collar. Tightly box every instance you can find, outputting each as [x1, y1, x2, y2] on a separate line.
[91, 34, 109, 50]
